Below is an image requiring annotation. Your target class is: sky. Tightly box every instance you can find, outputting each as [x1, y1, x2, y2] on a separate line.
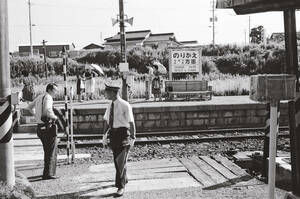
[8, 0, 300, 51]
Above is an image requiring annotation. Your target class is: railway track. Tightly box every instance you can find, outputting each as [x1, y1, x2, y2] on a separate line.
[57, 126, 289, 148]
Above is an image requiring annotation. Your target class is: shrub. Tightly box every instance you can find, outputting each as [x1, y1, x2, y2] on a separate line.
[10, 56, 83, 78]
[215, 54, 242, 74]
[264, 48, 286, 74]
[76, 47, 170, 74]
[11, 43, 287, 78]
[201, 57, 219, 74]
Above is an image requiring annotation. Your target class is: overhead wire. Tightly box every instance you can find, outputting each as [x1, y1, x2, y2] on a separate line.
[31, 2, 114, 11]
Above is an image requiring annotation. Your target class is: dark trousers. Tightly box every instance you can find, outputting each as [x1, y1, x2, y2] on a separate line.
[109, 128, 130, 189]
[37, 125, 58, 177]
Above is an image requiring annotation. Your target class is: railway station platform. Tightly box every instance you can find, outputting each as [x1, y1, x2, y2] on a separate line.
[16, 95, 289, 135]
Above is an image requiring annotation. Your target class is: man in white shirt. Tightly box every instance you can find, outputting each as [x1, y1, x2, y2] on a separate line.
[28, 83, 59, 180]
[102, 82, 136, 197]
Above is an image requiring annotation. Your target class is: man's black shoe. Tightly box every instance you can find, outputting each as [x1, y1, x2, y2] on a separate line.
[42, 176, 59, 180]
[114, 188, 125, 197]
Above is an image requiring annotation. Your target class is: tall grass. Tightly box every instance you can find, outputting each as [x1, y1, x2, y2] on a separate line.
[11, 73, 250, 100]
[209, 76, 249, 96]
[11, 75, 146, 100]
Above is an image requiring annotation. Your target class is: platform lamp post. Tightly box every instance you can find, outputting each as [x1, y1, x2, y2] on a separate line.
[0, 0, 15, 186]
[250, 74, 296, 199]
[112, 0, 133, 101]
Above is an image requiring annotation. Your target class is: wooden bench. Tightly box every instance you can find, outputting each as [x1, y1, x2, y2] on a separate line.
[165, 80, 213, 101]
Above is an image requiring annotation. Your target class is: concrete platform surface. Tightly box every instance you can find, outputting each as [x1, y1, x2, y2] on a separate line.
[17, 96, 259, 110]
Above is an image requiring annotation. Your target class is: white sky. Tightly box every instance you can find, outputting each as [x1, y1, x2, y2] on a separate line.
[8, 0, 300, 51]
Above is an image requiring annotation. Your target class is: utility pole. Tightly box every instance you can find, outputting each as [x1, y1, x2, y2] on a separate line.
[119, 0, 126, 63]
[119, 0, 127, 101]
[248, 16, 251, 44]
[212, 0, 216, 47]
[28, 0, 33, 56]
[42, 40, 47, 79]
[112, 0, 133, 101]
[0, 0, 15, 186]
[244, 29, 247, 45]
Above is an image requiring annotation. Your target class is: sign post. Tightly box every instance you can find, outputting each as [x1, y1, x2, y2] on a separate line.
[250, 74, 296, 199]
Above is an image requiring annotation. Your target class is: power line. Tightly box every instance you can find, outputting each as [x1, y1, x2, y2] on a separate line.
[32, 2, 114, 11]
[248, 16, 251, 44]
[10, 24, 110, 28]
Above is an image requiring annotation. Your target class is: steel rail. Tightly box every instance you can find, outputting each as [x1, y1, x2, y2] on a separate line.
[58, 126, 289, 141]
[57, 132, 289, 148]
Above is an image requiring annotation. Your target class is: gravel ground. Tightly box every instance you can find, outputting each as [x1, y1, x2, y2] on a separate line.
[19, 137, 291, 198]
[62, 137, 290, 164]
[106, 180, 287, 199]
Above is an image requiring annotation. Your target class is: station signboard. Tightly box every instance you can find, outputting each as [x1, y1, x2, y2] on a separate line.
[169, 47, 202, 77]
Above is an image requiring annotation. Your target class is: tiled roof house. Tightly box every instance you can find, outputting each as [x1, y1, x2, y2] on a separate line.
[143, 33, 181, 49]
[269, 32, 300, 43]
[179, 40, 199, 47]
[103, 30, 183, 50]
[103, 30, 151, 49]
[83, 43, 104, 50]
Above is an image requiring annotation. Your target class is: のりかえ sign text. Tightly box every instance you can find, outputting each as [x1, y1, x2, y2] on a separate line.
[171, 50, 200, 73]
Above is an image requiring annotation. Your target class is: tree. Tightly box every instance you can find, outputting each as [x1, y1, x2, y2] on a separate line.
[250, 25, 265, 44]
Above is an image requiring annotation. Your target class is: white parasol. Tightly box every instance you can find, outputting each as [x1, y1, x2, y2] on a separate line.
[85, 64, 104, 75]
[152, 61, 167, 75]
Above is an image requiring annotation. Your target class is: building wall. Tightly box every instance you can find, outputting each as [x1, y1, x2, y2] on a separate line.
[104, 41, 143, 50]
[105, 40, 181, 51]
[144, 41, 181, 50]
[19, 45, 71, 57]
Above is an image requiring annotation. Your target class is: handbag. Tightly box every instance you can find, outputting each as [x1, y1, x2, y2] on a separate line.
[47, 122, 57, 137]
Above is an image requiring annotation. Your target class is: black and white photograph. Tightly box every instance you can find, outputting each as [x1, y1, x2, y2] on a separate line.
[1, 0, 300, 198]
